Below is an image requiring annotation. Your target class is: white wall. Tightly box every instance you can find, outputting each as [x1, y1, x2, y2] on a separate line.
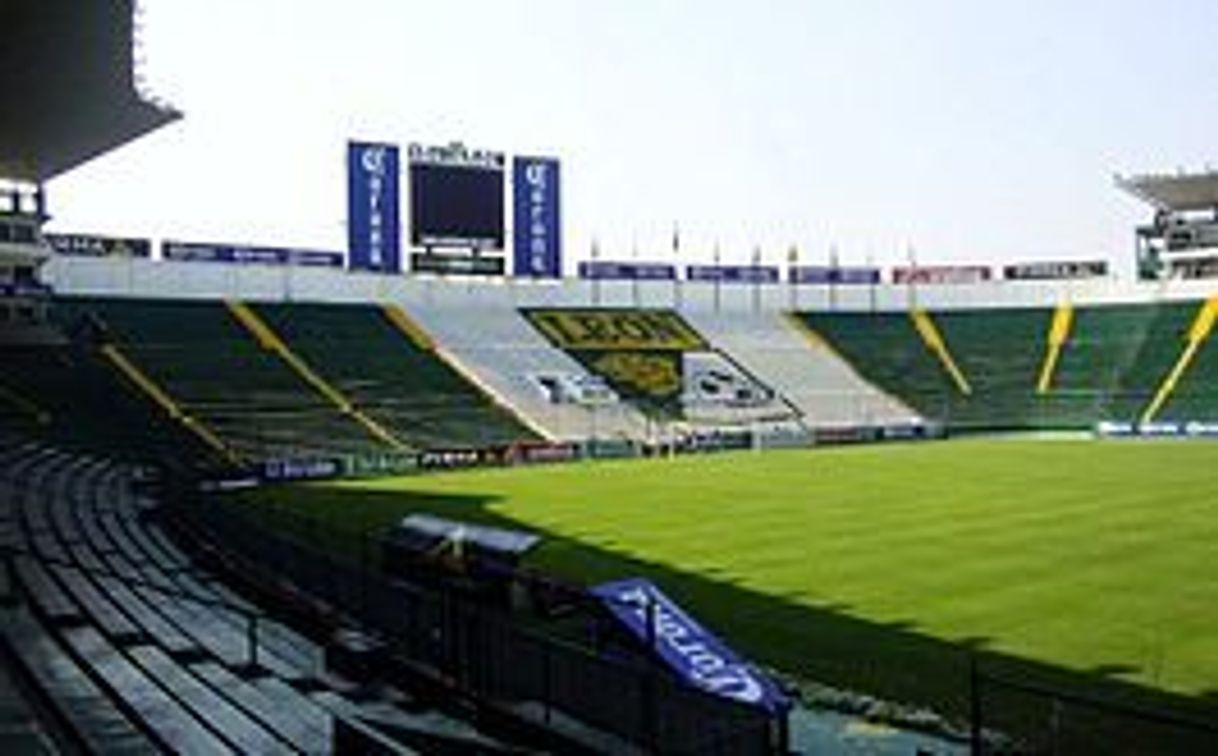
[44, 256, 1218, 311]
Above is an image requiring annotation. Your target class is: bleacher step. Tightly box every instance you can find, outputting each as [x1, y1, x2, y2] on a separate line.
[13, 556, 82, 625]
[193, 662, 330, 754]
[0, 606, 153, 755]
[128, 646, 290, 754]
[60, 627, 237, 755]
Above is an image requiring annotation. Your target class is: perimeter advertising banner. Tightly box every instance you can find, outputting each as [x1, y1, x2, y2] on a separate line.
[788, 265, 881, 285]
[578, 261, 677, 280]
[1003, 260, 1108, 281]
[685, 264, 780, 284]
[513, 156, 562, 278]
[891, 265, 991, 285]
[347, 141, 402, 273]
[162, 241, 343, 267]
[591, 578, 790, 713]
[45, 233, 151, 258]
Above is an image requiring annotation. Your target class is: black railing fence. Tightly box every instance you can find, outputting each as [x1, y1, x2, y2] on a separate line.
[971, 660, 1218, 755]
[175, 495, 783, 755]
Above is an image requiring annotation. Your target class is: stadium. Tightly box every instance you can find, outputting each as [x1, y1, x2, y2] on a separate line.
[4, 2, 1218, 754]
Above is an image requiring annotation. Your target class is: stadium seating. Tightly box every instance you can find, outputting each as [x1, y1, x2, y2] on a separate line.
[0, 343, 220, 470]
[1054, 301, 1197, 423]
[799, 311, 957, 423]
[253, 302, 535, 449]
[52, 297, 387, 460]
[798, 301, 1217, 430]
[0, 437, 507, 753]
[1157, 309, 1218, 422]
[931, 307, 1057, 429]
[408, 303, 650, 441]
[685, 311, 918, 428]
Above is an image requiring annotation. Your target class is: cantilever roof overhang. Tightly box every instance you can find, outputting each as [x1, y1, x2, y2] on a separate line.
[1117, 170, 1218, 213]
[0, 0, 179, 182]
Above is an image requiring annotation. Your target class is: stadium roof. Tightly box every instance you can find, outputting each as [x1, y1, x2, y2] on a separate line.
[1116, 170, 1218, 212]
[0, 0, 179, 182]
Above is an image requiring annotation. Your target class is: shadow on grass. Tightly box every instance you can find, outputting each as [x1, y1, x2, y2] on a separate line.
[235, 480, 1218, 743]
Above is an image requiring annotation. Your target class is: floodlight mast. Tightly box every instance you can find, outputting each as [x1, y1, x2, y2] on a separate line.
[1117, 169, 1218, 281]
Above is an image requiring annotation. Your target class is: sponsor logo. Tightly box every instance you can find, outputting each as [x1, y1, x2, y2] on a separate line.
[1004, 260, 1108, 281]
[788, 265, 881, 285]
[261, 457, 343, 482]
[592, 579, 788, 712]
[361, 145, 389, 268]
[578, 261, 676, 280]
[892, 265, 992, 285]
[514, 442, 580, 464]
[408, 142, 505, 169]
[46, 233, 150, 258]
[686, 265, 780, 284]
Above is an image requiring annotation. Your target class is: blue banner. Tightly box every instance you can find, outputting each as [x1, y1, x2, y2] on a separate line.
[513, 156, 562, 278]
[591, 578, 790, 713]
[685, 265, 780, 284]
[578, 261, 677, 280]
[788, 266, 881, 285]
[348, 141, 401, 273]
[45, 233, 151, 258]
[260, 457, 344, 482]
[162, 241, 343, 268]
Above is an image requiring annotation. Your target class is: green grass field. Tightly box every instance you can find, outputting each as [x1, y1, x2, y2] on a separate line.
[239, 438, 1218, 722]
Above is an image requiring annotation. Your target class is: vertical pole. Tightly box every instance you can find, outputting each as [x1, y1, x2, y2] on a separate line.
[542, 637, 552, 726]
[970, 653, 983, 755]
[787, 244, 799, 312]
[713, 242, 722, 313]
[591, 239, 602, 306]
[248, 613, 259, 671]
[752, 245, 762, 314]
[673, 222, 682, 311]
[631, 237, 640, 307]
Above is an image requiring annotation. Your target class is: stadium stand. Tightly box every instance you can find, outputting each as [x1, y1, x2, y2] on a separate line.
[51, 297, 410, 460]
[688, 311, 917, 428]
[252, 301, 536, 449]
[0, 342, 223, 470]
[1141, 298, 1218, 423]
[408, 303, 651, 441]
[798, 301, 1218, 430]
[931, 307, 1055, 429]
[1160, 318, 1218, 422]
[800, 311, 956, 423]
[1054, 301, 1198, 423]
[0, 435, 515, 753]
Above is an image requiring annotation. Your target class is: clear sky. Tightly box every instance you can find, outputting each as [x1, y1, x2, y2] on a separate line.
[45, 0, 1218, 276]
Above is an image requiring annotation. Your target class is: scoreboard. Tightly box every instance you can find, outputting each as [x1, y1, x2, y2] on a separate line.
[407, 143, 505, 251]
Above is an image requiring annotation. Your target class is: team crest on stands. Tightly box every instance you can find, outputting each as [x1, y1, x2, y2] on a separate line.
[523, 308, 798, 424]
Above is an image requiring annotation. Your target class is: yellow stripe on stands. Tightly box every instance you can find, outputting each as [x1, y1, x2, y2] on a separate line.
[910, 309, 972, 396]
[782, 312, 915, 414]
[225, 300, 411, 452]
[383, 304, 554, 441]
[1140, 297, 1218, 424]
[1036, 302, 1074, 394]
[382, 304, 436, 351]
[0, 382, 50, 425]
[100, 344, 241, 465]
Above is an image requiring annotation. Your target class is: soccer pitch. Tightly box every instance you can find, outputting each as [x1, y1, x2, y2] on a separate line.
[243, 439, 1218, 717]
